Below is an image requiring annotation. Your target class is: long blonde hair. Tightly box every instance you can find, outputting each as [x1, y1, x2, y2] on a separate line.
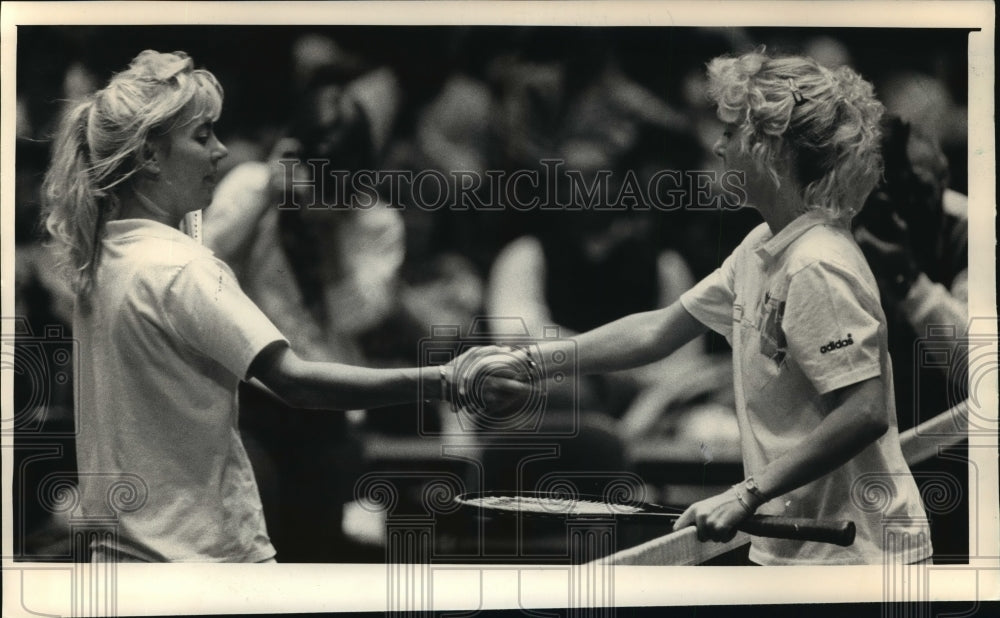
[41, 50, 223, 298]
[706, 49, 884, 223]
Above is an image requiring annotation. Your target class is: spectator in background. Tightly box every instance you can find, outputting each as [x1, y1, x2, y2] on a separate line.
[204, 58, 406, 562]
[853, 115, 969, 562]
[487, 146, 707, 411]
[488, 30, 697, 247]
[380, 39, 492, 344]
[484, 37, 740, 492]
[853, 115, 968, 429]
[880, 71, 968, 194]
[486, 36, 720, 416]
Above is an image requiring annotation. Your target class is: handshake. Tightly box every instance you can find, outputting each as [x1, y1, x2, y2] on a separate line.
[440, 345, 543, 422]
[420, 320, 577, 434]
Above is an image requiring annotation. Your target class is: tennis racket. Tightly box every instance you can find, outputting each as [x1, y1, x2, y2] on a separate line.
[456, 491, 856, 547]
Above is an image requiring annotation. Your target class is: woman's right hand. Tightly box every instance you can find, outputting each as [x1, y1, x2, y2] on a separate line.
[446, 345, 538, 419]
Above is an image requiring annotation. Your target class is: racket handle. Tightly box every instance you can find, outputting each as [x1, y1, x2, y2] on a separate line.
[739, 516, 856, 547]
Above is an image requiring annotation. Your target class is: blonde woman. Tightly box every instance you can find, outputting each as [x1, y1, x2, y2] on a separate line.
[42, 50, 524, 562]
[504, 50, 932, 565]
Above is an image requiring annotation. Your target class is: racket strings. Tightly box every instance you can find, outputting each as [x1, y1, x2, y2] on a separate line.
[468, 495, 647, 516]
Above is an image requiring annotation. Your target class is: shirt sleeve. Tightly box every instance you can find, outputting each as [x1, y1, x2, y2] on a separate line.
[679, 251, 737, 341]
[783, 261, 882, 394]
[164, 256, 288, 380]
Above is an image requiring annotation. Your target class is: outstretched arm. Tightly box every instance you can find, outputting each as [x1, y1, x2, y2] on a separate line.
[531, 301, 708, 378]
[248, 343, 530, 413]
[248, 343, 437, 411]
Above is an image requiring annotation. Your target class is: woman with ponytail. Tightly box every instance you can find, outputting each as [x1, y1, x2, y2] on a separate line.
[41, 50, 527, 562]
[487, 49, 932, 564]
[43, 51, 223, 300]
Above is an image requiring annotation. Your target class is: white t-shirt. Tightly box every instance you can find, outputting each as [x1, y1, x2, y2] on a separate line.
[74, 219, 287, 561]
[680, 211, 932, 565]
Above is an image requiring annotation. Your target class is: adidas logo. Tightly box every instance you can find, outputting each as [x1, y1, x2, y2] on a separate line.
[820, 334, 854, 354]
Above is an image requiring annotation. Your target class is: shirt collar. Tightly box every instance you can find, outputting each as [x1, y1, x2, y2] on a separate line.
[105, 218, 201, 247]
[754, 210, 833, 261]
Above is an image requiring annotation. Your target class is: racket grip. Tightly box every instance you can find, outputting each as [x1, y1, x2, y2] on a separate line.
[739, 516, 856, 547]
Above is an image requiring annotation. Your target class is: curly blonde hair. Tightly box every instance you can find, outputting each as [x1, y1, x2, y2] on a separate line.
[706, 48, 884, 223]
[42, 50, 223, 298]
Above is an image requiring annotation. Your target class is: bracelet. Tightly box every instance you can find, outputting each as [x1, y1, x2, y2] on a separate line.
[439, 365, 455, 412]
[733, 487, 755, 514]
[513, 344, 539, 379]
[743, 475, 766, 503]
[521, 345, 536, 365]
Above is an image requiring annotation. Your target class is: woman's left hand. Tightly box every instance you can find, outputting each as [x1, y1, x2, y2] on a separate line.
[672, 487, 755, 542]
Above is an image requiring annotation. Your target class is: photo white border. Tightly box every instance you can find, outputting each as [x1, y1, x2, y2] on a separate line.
[2, 1, 995, 615]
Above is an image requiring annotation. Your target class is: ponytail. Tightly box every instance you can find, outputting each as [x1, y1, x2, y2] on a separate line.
[41, 98, 113, 299]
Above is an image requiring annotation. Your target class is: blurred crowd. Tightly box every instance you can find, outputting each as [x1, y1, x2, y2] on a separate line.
[13, 26, 971, 562]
